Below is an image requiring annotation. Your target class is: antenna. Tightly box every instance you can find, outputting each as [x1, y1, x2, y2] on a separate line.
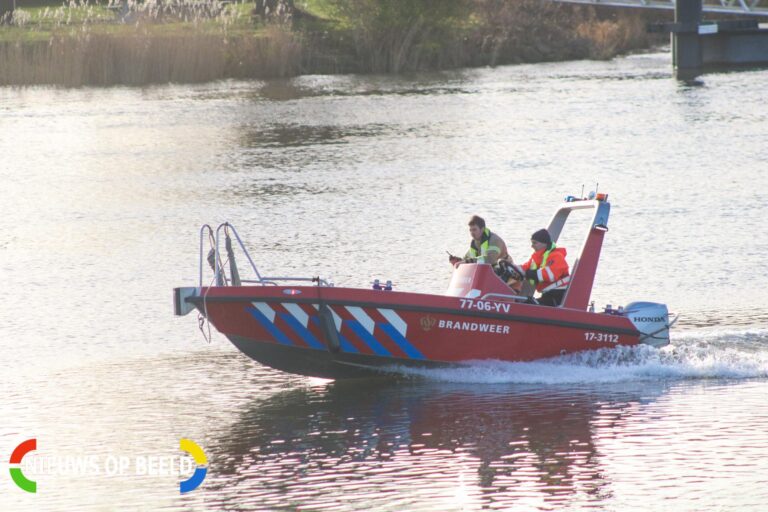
[588, 182, 598, 201]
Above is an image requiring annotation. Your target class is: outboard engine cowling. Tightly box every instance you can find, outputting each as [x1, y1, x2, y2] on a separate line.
[623, 301, 671, 347]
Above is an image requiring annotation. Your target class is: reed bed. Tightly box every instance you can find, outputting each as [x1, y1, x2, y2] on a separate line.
[0, 26, 301, 86]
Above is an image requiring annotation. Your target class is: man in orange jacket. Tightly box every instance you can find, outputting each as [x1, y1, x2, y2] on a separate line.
[521, 229, 570, 306]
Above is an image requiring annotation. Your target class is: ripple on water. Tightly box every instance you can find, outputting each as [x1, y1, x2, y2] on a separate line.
[2, 53, 768, 511]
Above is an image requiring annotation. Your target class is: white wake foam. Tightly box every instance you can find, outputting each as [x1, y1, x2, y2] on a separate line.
[394, 329, 768, 384]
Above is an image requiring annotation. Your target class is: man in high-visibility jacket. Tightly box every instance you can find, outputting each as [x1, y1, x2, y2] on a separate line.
[521, 228, 570, 306]
[448, 215, 509, 266]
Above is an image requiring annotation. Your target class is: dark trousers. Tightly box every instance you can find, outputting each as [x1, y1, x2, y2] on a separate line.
[538, 289, 565, 307]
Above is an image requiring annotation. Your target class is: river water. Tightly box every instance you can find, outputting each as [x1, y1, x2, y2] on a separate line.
[2, 50, 768, 510]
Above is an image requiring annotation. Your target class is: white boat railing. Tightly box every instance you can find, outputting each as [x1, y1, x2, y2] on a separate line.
[198, 222, 330, 288]
[213, 222, 262, 286]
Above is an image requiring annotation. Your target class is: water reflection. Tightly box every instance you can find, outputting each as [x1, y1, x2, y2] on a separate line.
[228, 182, 336, 200]
[206, 381, 669, 510]
[253, 73, 475, 101]
[678, 309, 768, 330]
[256, 79, 324, 101]
[238, 123, 389, 148]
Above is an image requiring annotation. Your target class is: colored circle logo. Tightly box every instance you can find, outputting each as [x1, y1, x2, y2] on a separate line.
[9, 438, 37, 493]
[179, 438, 207, 494]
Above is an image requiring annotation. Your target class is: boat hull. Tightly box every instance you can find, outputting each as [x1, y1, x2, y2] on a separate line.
[228, 335, 455, 379]
[182, 285, 642, 379]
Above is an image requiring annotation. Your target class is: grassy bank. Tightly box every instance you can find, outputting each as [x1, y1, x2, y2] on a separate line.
[0, 0, 667, 86]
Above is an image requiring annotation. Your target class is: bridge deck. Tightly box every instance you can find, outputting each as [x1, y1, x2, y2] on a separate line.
[554, 0, 768, 17]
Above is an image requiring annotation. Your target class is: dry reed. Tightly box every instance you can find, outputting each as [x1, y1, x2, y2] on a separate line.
[0, 27, 302, 86]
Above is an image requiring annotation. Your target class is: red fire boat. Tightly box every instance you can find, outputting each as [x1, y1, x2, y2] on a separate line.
[174, 194, 676, 379]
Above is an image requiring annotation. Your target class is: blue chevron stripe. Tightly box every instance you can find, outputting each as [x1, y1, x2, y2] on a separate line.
[310, 317, 359, 353]
[347, 320, 392, 357]
[246, 306, 293, 346]
[336, 333, 360, 354]
[278, 312, 325, 350]
[378, 323, 424, 360]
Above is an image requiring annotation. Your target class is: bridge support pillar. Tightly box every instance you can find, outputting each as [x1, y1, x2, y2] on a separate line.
[667, 0, 768, 79]
[673, 0, 703, 79]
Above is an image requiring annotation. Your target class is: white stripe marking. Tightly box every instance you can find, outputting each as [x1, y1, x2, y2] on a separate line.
[378, 309, 407, 337]
[283, 303, 309, 327]
[346, 306, 375, 334]
[312, 303, 342, 330]
[329, 307, 343, 331]
[252, 302, 275, 323]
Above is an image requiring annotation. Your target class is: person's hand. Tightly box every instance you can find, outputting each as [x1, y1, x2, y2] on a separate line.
[449, 255, 462, 265]
[525, 269, 538, 282]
